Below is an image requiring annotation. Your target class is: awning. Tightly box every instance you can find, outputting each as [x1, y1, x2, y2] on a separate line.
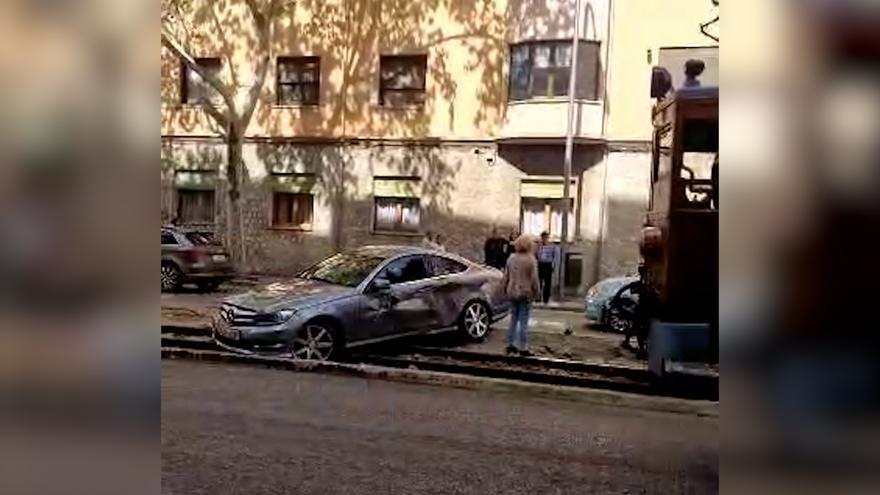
[272, 174, 318, 193]
[374, 178, 420, 198]
[520, 180, 576, 199]
[174, 170, 217, 190]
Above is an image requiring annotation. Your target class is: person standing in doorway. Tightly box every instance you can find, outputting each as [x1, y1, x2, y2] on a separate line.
[483, 228, 507, 269]
[535, 231, 558, 304]
[433, 233, 446, 252]
[502, 234, 540, 356]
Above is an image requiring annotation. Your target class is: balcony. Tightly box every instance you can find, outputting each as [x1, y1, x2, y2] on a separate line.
[500, 98, 604, 141]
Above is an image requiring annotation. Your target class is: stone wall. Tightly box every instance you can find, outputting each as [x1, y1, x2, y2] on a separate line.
[597, 150, 651, 281]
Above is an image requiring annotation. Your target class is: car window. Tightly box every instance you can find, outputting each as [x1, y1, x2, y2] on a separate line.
[185, 232, 214, 245]
[161, 232, 177, 245]
[614, 281, 640, 300]
[378, 255, 430, 285]
[601, 279, 631, 296]
[431, 255, 467, 276]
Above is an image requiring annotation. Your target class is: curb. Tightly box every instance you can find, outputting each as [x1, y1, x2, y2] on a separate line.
[406, 345, 649, 380]
[162, 347, 718, 418]
[161, 323, 211, 336]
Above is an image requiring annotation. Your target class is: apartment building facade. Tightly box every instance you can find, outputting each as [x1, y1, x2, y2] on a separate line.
[160, 0, 718, 293]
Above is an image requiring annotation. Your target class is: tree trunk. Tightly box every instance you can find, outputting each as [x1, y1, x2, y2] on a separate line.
[226, 132, 245, 270]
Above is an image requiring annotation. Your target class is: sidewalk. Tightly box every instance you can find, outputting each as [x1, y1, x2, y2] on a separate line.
[532, 299, 584, 313]
[161, 277, 640, 368]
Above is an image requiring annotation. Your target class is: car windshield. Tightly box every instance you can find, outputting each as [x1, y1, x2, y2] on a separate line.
[299, 252, 386, 287]
[600, 279, 632, 296]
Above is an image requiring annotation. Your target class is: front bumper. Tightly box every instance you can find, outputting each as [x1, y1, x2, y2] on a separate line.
[211, 314, 294, 355]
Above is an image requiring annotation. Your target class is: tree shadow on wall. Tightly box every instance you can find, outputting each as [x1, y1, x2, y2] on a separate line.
[161, 0, 584, 271]
[162, 0, 582, 139]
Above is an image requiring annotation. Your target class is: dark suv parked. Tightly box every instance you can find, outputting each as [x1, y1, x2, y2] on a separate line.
[161, 227, 233, 292]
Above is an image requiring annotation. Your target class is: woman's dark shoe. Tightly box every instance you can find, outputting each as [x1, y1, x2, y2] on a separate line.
[519, 349, 533, 357]
[505, 345, 518, 355]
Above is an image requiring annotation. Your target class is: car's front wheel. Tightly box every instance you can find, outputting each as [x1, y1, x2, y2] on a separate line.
[459, 301, 491, 341]
[607, 307, 633, 334]
[290, 322, 338, 361]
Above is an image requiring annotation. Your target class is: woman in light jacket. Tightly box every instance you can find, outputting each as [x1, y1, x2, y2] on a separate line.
[501, 235, 541, 356]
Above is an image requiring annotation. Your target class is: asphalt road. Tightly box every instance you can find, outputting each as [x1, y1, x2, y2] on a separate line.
[162, 360, 718, 495]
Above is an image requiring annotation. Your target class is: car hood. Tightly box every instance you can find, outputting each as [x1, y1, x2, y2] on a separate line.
[223, 278, 356, 313]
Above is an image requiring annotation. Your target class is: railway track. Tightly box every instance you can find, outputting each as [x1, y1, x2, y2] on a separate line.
[161, 329, 717, 400]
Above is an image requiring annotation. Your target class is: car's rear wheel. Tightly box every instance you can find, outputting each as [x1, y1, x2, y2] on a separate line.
[161, 262, 183, 292]
[290, 322, 337, 361]
[459, 301, 490, 341]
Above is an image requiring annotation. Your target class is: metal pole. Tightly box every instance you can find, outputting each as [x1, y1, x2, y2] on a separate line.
[558, 0, 581, 300]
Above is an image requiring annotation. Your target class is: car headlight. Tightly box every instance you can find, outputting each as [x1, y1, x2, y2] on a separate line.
[273, 309, 297, 323]
[586, 285, 599, 298]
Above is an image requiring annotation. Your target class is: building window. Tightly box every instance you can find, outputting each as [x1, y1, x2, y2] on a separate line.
[374, 197, 421, 233]
[373, 177, 421, 233]
[521, 198, 574, 241]
[181, 57, 222, 105]
[509, 40, 600, 101]
[379, 55, 427, 106]
[177, 189, 215, 224]
[272, 192, 314, 230]
[276, 56, 320, 105]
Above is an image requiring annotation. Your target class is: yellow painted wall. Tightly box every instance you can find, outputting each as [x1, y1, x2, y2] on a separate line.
[604, 0, 718, 141]
[161, 0, 716, 142]
[161, 0, 510, 140]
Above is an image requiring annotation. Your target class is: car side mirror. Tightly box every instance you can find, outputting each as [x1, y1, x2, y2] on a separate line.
[371, 278, 391, 293]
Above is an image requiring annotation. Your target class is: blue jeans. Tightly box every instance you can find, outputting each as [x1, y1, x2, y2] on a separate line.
[507, 299, 532, 350]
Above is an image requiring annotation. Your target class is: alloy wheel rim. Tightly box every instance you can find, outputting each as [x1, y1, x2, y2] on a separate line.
[291, 324, 334, 361]
[161, 265, 179, 290]
[610, 313, 629, 333]
[464, 304, 489, 338]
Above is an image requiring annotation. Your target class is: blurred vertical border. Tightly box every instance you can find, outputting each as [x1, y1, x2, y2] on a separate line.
[723, 0, 880, 492]
[0, 1, 158, 494]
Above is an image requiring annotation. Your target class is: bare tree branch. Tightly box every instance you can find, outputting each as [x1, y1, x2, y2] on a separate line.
[239, 0, 280, 126]
[161, 28, 237, 125]
[244, 0, 269, 30]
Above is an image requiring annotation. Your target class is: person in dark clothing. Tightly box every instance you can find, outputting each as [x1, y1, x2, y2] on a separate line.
[535, 231, 559, 304]
[503, 230, 518, 266]
[483, 228, 507, 269]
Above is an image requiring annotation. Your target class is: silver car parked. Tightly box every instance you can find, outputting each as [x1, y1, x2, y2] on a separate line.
[212, 245, 509, 360]
[584, 276, 639, 327]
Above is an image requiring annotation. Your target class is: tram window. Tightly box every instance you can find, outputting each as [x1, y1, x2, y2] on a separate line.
[682, 119, 718, 152]
[679, 119, 718, 209]
[681, 152, 715, 180]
